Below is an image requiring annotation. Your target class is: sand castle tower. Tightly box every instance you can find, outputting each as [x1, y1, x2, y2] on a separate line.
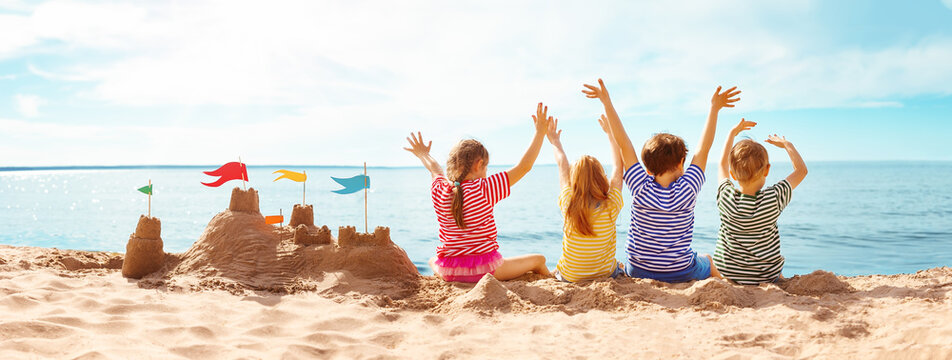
[289, 204, 313, 227]
[289, 204, 332, 246]
[122, 215, 166, 279]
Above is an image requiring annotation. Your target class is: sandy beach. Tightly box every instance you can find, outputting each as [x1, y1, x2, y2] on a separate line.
[2, 244, 951, 359]
[2, 188, 951, 359]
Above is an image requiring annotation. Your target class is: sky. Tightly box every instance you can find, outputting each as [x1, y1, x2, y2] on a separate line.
[1, 0, 951, 167]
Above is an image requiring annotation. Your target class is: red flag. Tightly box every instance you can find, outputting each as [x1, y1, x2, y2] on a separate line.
[202, 162, 248, 187]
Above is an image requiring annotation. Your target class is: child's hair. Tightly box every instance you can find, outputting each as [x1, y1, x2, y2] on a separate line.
[565, 155, 610, 237]
[446, 139, 489, 229]
[641, 133, 688, 175]
[730, 139, 769, 182]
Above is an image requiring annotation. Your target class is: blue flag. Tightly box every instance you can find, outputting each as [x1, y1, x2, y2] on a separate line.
[331, 174, 370, 194]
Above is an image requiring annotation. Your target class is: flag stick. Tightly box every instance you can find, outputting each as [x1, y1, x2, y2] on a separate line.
[239, 156, 247, 190]
[363, 162, 368, 233]
[303, 170, 307, 205]
[280, 208, 283, 227]
[148, 179, 152, 218]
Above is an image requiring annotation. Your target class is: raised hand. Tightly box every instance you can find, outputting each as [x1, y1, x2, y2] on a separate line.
[597, 114, 612, 134]
[711, 86, 741, 110]
[582, 78, 611, 103]
[730, 118, 757, 135]
[765, 134, 792, 149]
[532, 102, 553, 135]
[546, 117, 562, 144]
[403, 131, 432, 158]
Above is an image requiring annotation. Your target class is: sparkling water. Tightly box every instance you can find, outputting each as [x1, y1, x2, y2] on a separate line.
[1, 162, 950, 277]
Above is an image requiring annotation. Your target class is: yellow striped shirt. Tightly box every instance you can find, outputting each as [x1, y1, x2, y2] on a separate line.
[556, 186, 624, 282]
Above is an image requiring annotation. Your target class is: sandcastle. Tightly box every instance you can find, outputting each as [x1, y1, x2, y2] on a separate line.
[145, 187, 418, 293]
[121, 215, 166, 278]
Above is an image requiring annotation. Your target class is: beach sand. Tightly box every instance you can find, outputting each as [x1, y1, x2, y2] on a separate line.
[2, 188, 950, 359]
[2, 246, 951, 359]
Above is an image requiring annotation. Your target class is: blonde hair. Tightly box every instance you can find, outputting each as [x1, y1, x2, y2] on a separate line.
[446, 139, 489, 229]
[730, 139, 769, 182]
[565, 155, 610, 237]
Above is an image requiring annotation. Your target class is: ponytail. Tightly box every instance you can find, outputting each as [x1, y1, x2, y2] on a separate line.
[451, 173, 469, 228]
[446, 139, 489, 229]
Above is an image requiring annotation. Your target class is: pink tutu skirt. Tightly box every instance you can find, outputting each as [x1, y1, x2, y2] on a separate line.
[434, 251, 504, 283]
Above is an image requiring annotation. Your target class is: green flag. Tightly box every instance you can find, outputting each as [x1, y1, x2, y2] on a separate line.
[137, 184, 153, 195]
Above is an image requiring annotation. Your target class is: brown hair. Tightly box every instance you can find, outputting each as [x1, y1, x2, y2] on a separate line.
[729, 139, 769, 182]
[446, 139, 489, 229]
[641, 133, 687, 175]
[565, 156, 610, 237]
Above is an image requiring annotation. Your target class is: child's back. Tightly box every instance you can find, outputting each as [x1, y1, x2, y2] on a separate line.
[713, 120, 808, 284]
[404, 103, 555, 282]
[714, 178, 792, 284]
[557, 185, 624, 281]
[583, 79, 740, 283]
[624, 161, 705, 272]
[547, 116, 627, 282]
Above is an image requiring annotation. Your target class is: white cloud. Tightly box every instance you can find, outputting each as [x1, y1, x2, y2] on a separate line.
[2, 0, 952, 166]
[12, 0, 949, 117]
[13, 94, 46, 117]
[943, 0, 952, 10]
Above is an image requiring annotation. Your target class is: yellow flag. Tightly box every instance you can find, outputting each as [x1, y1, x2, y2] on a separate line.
[273, 169, 307, 182]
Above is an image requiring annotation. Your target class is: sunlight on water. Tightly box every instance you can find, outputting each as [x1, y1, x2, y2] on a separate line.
[1, 162, 950, 277]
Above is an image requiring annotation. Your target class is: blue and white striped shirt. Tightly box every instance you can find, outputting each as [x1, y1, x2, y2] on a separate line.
[624, 163, 705, 272]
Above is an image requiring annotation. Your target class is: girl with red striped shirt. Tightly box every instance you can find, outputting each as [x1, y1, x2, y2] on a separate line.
[404, 103, 554, 282]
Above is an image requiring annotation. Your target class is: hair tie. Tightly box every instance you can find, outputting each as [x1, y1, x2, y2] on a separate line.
[453, 181, 461, 187]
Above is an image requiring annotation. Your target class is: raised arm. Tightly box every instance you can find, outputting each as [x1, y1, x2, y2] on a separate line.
[693, 86, 741, 171]
[719, 118, 757, 181]
[582, 79, 638, 169]
[545, 117, 570, 188]
[403, 132, 443, 179]
[765, 134, 808, 189]
[508, 102, 552, 185]
[598, 114, 624, 189]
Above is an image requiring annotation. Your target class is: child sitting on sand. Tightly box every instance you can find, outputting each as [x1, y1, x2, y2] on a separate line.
[403, 103, 553, 282]
[583, 78, 739, 283]
[546, 115, 626, 282]
[713, 119, 807, 284]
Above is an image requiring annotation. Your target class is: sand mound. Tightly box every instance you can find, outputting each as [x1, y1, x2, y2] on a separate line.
[148, 188, 417, 293]
[565, 281, 625, 310]
[688, 279, 755, 309]
[781, 270, 854, 296]
[449, 274, 522, 312]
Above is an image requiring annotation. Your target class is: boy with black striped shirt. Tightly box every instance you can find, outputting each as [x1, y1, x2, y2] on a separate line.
[713, 119, 808, 284]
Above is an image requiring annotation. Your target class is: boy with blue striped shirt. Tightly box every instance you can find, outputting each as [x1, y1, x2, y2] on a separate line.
[583, 79, 739, 282]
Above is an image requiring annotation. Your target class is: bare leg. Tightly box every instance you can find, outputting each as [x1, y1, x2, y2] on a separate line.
[705, 254, 723, 279]
[428, 256, 444, 280]
[492, 254, 550, 281]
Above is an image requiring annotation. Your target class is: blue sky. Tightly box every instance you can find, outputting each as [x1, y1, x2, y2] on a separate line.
[1, 0, 951, 166]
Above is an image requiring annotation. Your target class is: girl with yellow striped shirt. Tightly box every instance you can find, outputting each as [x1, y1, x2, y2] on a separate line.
[546, 115, 626, 282]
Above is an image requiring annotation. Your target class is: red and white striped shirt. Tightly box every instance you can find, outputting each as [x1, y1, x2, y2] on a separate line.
[431, 172, 510, 257]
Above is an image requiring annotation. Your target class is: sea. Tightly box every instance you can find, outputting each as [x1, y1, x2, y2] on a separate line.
[1, 162, 950, 277]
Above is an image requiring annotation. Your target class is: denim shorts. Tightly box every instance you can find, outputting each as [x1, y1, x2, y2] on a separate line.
[554, 261, 627, 282]
[625, 254, 712, 283]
